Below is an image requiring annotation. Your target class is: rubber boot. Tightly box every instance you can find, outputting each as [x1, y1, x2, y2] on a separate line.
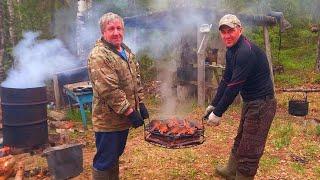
[110, 160, 119, 180]
[92, 168, 109, 180]
[235, 171, 254, 180]
[92, 163, 119, 180]
[215, 153, 237, 180]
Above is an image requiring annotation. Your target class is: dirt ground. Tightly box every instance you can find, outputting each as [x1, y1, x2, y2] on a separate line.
[7, 89, 320, 180]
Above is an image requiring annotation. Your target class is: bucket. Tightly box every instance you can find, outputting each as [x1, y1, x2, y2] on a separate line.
[43, 143, 84, 180]
[288, 99, 309, 116]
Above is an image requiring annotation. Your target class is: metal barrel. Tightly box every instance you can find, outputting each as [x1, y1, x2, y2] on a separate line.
[1, 86, 48, 148]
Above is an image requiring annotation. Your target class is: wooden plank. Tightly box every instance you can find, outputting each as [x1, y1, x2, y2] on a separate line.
[263, 26, 275, 86]
[53, 75, 61, 109]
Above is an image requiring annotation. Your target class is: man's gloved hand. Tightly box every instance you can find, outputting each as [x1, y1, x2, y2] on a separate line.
[207, 112, 221, 126]
[127, 110, 144, 128]
[139, 103, 149, 119]
[203, 105, 215, 119]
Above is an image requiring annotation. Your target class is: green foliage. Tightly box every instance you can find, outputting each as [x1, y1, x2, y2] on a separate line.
[272, 122, 294, 149]
[14, 0, 54, 39]
[138, 53, 157, 82]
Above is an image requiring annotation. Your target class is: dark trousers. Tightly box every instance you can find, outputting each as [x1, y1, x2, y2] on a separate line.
[93, 129, 129, 171]
[231, 97, 277, 176]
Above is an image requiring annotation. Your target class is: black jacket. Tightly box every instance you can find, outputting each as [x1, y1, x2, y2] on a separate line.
[212, 35, 274, 117]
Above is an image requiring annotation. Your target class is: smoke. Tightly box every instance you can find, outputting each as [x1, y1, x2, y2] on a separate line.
[1, 32, 80, 88]
[52, 1, 221, 117]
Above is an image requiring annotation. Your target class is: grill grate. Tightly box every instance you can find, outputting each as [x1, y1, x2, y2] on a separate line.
[144, 119, 205, 149]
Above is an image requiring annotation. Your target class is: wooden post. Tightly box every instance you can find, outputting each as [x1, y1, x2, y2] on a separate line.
[197, 26, 210, 107]
[53, 75, 61, 109]
[263, 26, 275, 85]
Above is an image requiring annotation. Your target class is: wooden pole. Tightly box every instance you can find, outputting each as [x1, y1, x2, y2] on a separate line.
[197, 26, 210, 107]
[263, 26, 275, 86]
[53, 75, 61, 109]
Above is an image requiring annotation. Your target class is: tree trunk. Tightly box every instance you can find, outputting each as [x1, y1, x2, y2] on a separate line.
[7, 0, 16, 47]
[0, 0, 6, 82]
[316, 32, 320, 72]
[76, 0, 87, 62]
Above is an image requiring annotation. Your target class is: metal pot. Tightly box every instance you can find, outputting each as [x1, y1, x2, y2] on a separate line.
[288, 99, 308, 116]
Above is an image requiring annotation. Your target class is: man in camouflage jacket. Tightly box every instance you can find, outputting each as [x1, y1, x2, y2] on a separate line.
[88, 12, 149, 180]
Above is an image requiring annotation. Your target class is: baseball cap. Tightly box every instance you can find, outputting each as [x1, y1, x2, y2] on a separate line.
[218, 14, 241, 30]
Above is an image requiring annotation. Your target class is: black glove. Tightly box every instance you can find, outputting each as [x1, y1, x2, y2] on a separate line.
[139, 103, 149, 119]
[128, 110, 144, 128]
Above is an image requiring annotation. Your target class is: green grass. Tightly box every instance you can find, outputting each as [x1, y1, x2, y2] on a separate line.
[168, 168, 181, 178]
[313, 166, 320, 178]
[66, 108, 92, 124]
[316, 125, 320, 136]
[180, 151, 197, 163]
[246, 27, 318, 87]
[304, 143, 320, 159]
[278, 46, 316, 70]
[187, 168, 198, 179]
[259, 155, 280, 172]
[271, 122, 294, 149]
[314, 74, 320, 84]
[275, 74, 303, 86]
[291, 162, 306, 175]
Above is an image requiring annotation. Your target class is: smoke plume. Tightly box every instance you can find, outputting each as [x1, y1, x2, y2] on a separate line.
[1, 32, 80, 88]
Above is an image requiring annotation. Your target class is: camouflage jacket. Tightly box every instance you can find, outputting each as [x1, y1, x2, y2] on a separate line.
[87, 38, 144, 132]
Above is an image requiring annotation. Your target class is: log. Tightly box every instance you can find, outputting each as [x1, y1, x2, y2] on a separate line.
[14, 162, 24, 180]
[0, 155, 16, 180]
[47, 110, 67, 121]
[281, 88, 320, 93]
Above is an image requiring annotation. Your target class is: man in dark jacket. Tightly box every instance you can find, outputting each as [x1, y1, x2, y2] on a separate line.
[203, 14, 277, 180]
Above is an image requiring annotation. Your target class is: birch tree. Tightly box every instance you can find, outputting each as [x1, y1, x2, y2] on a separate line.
[0, 1, 6, 82]
[7, 0, 16, 46]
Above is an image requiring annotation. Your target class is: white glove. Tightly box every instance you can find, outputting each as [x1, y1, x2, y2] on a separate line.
[203, 105, 215, 119]
[207, 112, 221, 126]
